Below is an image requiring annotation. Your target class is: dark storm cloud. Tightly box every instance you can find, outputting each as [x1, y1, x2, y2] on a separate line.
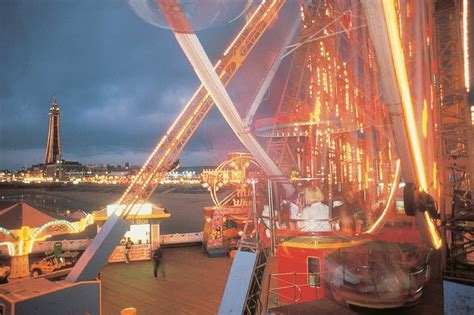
[0, 0, 244, 169]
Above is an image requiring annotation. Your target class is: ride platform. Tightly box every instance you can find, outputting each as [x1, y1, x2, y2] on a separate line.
[100, 245, 443, 314]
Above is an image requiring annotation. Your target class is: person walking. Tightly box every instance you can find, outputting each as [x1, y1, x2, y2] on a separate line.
[153, 248, 165, 278]
[124, 237, 133, 264]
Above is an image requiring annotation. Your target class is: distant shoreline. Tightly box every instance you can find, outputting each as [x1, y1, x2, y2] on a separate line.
[0, 183, 215, 234]
[0, 181, 205, 191]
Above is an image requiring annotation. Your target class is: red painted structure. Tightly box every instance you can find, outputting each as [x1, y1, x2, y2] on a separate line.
[271, 207, 430, 308]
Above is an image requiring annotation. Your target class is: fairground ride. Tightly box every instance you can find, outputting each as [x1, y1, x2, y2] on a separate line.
[1, 0, 472, 314]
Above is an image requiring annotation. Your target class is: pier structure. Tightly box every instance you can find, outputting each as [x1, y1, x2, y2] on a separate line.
[1, 0, 473, 313]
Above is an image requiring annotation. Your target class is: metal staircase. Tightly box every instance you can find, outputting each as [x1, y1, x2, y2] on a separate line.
[219, 240, 268, 315]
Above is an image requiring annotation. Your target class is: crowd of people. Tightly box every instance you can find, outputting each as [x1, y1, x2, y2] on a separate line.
[279, 182, 376, 234]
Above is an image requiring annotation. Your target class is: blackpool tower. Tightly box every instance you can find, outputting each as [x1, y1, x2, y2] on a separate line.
[44, 96, 62, 164]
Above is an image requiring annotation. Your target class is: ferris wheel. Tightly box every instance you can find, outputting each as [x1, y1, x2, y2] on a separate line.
[201, 153, 261, 208]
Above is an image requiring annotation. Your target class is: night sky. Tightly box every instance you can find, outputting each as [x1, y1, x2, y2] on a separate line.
[1, 1, 473, 171]
[0, 0, 248, 170]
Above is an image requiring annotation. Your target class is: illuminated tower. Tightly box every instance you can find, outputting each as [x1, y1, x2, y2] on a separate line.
[44, 97, 63, 164]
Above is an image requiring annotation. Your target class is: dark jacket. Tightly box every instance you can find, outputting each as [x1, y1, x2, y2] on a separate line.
[153, 249, 162, 261]
[125, 240, 133, 250]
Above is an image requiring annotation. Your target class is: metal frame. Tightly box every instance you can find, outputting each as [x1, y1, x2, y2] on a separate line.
[116, 0, 285, 219]
[236, 240, 268, 314]
[266, 272, 320, 309]
[434, 0, 474, 281]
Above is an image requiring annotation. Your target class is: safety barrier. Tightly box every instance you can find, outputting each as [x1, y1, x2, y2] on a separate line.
[266, 272, 319, 309]
[160, 232, 203, 245]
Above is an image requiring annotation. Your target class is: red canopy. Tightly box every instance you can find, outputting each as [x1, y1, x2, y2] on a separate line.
[0, 202, 58, 230]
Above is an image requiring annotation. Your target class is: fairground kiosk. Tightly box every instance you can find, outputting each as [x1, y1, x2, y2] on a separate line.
[93, 203, 170, 263]
[0, 202, 95, 280]
[0, 203, 100, 314]
[201, 153, 261, 257]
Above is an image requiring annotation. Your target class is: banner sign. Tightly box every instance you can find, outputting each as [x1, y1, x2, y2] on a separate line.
[108, 244, 151, 263]
[31, 239, 91, 254]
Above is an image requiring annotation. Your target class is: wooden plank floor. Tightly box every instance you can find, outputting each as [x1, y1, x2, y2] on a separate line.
[101, 246, 442, 315]
[101, 246, 232, 315]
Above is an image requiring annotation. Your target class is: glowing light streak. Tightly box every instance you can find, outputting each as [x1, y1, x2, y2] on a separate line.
[397, 0, 403, 39]
[80, 214, 94, 229]
[382, 0, 428, 191]
[388, 141, 392, 161]
[471, 106, 474, 126]
[423, 211, 442, 249]
[422, 99, 428, 138]
[463, 0, 470, 92]
[357, 161, 362, 186]
[224, 1, 268, 56]
[107, 203, 152, 217]
[364, 159, 401, 234]
[0, 242, 15, 256]
[29, 220, 79, 253]
[0, 227, 14, 238]
[118, 0, 280, 212]
[380, 0, 444, 247]
[379, 151, 384, 181]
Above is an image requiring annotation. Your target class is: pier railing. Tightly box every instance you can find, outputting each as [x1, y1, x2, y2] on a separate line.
[266, 272, 320, 309]
[160, 232, 203, 246]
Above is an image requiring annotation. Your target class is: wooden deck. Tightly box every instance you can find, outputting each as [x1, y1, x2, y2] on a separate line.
[101, 246, 232, 315]
[101, 246, 442, 315]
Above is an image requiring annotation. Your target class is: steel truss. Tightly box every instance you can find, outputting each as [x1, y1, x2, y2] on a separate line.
[238, 240, 268, 315]
[434, 0, 474, 281]
[116, 1, 285, 218]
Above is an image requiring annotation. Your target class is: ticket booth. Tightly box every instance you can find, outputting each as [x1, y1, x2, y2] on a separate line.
[93, 203, 170, 263]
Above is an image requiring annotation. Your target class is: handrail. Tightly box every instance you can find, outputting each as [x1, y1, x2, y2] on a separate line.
[267, 272, 319, 308]
[295, 218, 339, 233]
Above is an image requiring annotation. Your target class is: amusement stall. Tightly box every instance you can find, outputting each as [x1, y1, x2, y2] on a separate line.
[0, 202, 95, 279]
[201, 153, 262, 256]
[93, 203, 170, 263]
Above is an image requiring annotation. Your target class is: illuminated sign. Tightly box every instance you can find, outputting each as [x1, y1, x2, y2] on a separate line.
[133, 218, 150, 225]
[106, 203, 152, 217]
